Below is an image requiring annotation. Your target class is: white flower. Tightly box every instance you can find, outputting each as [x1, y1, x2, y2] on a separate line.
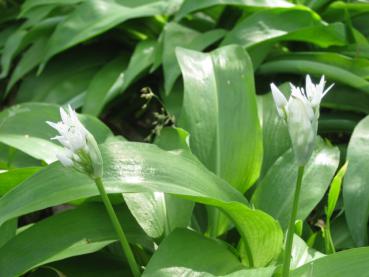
[56, 150, 74, 167]
[270, 75, 334, 165]
[47, 105, 103, 178]
[271, 83, 288, 120]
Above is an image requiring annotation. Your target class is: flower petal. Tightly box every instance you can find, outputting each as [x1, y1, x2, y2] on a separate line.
[56, 152, 73, 167]
[270, 83, 288, 119]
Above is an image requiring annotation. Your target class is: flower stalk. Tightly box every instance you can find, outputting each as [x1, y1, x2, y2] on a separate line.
[282, 166, 304, 277]
[47, 105, 140, 276]
[270, 75, 333, 277]
[94, 177, 141, 277]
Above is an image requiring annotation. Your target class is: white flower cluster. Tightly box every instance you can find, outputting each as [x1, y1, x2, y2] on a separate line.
[47, 105, 103, 178]
[270, 75, 334, 165]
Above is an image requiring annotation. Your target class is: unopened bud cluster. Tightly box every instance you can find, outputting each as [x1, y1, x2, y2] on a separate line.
[270, 75, 333, 165]
[47, 105, 103, 179]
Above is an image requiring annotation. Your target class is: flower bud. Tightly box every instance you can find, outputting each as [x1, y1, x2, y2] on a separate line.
[47, 105, 103, 179]
[270, 75, 333, 165]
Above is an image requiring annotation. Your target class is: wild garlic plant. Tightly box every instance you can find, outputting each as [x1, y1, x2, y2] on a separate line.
[47, 106, 140, 277]
[270, 75, 334, 277]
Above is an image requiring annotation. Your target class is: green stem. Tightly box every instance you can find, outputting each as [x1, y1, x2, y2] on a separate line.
[94, 177, 140, 277]
[282, 166, 305, 277]
[325, 218, 335, 254]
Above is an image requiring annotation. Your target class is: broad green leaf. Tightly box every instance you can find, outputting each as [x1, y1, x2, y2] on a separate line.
[41, 0, 169, 66]
[0, 140, 282, 267]
[0, 25, 17, 51]
[0, 6, 18, 25]
[323, 1, 369, 21]
[0, 204, 150, 277]
[343, 115, 369, 246]
[331, 215, 355, 250]
[16, 48, 111, 104]
[87, 40, 158, 115]
[124, 192, 193, 239]
[291, 235, 324, 270]
[29, 252, 129, 277]
[19, 0, 84, 18]
[176, 45, 262, 192]
[319, 114, 360, 134]
[352, 13, 369, 39]
[175, 0, 293, 20]
[1, 16, 62, 79]
[291, 247, 369, 277]
[21, 6, 57, 28]
[129, 127, 194, 238]
[0, 103, 112, 163]
[161, 79, 184, 120]
[125, 128, 193, 238]
[83, 53, 129, 116]
[326, 162, 348, 219]
[258, 53, 369, 94]
[222, 8, 346, 48]
[143, 228, 245, 276]
[176, 45, 262, 237]
[220, 267, 275, 277]
[118, 40, 157, 93]
[322, 85, 369, 114]
[252, 138, 340, 229]
[339, 44, 369, 60]
[247, 42, 273, 70]
[0, 167, 41, 196]
[6, 36, 48, 92]
[265, 52, 369, 78]
[154, 127, 190, 151]
[125, 127, 192, 238]
[0, 29, 27, 78]
[162, 22, 225, 94]
[0, 219, 17, 249]
[0, 144, 41, 169]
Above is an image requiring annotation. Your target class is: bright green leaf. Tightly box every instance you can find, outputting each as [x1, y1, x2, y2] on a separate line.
[291, 235, 324, 270]
[162, 22, 225, 94]
[0, 219, 17, 249]
[222, 8, 346, 48]
[0, 204, 150, 277]
[326, 162, 348, 219]
[258, 53, 369, 95]
[291, 247, 369, 277]
[0, 139, 282, 267]
[176, 45, 262, 192]
[15, 48, 111, 104]
[175, 0, 293, 20]
[0, 167, 41, 196]
[343, 115, 369, 246]
[83, 53, 129, 116]
[252, 138, 340, 229]
[41, 0, 169, 67]
[143, 228, 245, 276]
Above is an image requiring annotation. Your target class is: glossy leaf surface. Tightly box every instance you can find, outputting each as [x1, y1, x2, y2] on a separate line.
[177, 45, 262, 192]
[291, 247, 369, 277]
[0, 204, 150, 277]
[143, 229, 244, 276]
[252, 139, 340, 229]
[0, 139, 282, 267]
[343, 115, 369, 246]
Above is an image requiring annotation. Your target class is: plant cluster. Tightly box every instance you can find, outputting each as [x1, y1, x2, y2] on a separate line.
[1, 0, 369, 276]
